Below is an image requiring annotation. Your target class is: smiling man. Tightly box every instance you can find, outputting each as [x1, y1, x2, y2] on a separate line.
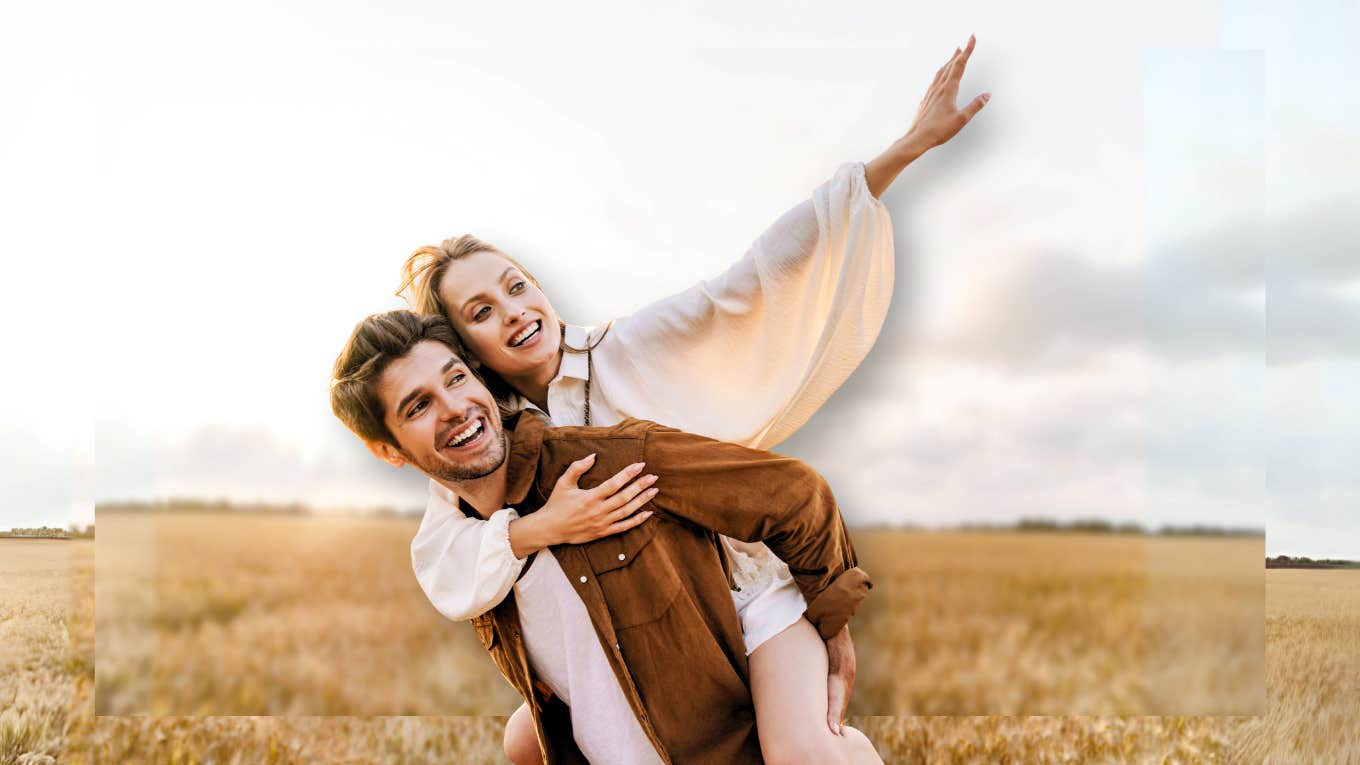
[329, 310, 875, 765]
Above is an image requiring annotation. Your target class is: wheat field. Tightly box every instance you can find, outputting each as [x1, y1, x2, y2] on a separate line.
[1229, 570, 1360, 762]
[0, 511, 1293, 763]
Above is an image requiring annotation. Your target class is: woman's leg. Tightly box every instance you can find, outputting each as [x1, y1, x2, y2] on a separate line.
[503, 702, 542, 765]
[748, 618, 884, 765]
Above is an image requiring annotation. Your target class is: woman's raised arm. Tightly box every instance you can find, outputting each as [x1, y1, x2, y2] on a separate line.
[865, 34, 989, 198]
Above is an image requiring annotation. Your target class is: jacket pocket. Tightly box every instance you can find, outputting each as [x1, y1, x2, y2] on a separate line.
[589, 518, 682, 629]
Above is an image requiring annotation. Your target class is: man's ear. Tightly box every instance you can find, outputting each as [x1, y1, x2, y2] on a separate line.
[366, 440, 407, 468]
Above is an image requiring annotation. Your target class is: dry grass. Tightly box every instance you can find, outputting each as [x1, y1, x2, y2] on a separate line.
[850, 532, 1264, 715]
[1230, 570, 1360, 763]
[0, 513, 1282, 763]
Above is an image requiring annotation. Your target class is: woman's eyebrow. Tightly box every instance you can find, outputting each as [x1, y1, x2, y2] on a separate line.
[459, 267, 517, 312]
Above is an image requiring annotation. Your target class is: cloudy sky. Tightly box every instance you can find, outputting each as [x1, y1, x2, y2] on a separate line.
[3, 1, 1353, 557]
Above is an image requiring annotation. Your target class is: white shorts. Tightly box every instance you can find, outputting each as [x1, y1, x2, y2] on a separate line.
[722, 537, 808, 655]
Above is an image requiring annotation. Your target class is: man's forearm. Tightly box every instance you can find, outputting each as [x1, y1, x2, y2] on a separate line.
[864, 131, 932, 198]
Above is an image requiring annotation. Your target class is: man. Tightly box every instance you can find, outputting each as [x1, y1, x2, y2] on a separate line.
[330, 310, 874, 764]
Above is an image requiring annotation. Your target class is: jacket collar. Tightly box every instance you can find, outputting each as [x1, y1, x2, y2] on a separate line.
[455, 410, 548, 518]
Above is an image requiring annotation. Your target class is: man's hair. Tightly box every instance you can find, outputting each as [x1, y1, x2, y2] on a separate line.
[329, 310, 470, 446]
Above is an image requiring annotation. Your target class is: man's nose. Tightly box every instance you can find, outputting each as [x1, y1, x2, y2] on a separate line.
[433, 387, 474, 421]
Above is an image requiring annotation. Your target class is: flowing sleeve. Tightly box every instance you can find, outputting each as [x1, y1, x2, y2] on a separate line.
[592, 161, 894, 449]
[410, 479, 526, 622]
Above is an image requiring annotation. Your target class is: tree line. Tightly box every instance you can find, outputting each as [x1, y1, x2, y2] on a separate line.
[1266, 555, 1360, 569]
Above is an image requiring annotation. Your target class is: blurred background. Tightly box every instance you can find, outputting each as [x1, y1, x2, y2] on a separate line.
[3, 0, 1354, 742]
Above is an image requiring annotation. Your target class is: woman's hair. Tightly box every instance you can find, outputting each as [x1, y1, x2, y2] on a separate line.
[396, 234, 543, 319]
[396, 234, 546, 409]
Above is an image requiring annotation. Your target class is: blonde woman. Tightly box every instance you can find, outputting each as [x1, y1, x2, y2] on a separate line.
[404, 37, 987, 765]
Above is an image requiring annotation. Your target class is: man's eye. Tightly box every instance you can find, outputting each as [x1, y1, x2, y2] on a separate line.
[409, 401, 427, 418]
[473, 306, 491, 322]
[509, 281, 525, 294]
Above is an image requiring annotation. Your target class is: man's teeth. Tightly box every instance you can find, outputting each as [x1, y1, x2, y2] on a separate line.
[448, 419, 483, 447]
[509, 321, 540, 347]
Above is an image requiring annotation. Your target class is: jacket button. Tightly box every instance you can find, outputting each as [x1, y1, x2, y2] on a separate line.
[579, 576, 587, 584]
[617, 553, 626, 561]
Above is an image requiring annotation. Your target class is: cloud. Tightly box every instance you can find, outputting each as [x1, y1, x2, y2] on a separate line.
[909, 193, 1360, 371]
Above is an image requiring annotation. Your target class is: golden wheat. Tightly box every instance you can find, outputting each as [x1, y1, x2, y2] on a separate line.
[0, 512, 1281, 763]
[1230, 570, 1360, 763]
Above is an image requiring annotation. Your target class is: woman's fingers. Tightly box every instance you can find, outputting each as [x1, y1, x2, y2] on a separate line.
[945, 35, 976, 92]
[932, 47, 959, 87]
[962, 92, 991, 121]
[554, 453, 596, 490]
[601, 510, 655, 537]
[606, 486, 659, 523]
[601, 473, 657, 512]
[590, 461, 646, 498]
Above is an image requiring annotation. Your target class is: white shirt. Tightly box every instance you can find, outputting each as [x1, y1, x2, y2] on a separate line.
[514, 549, 665, 764]
[411, 160, 894, 623]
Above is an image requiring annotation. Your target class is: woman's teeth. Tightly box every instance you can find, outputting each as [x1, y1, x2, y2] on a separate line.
[447, 419, 484, 448]
[509, 321, 541, 347]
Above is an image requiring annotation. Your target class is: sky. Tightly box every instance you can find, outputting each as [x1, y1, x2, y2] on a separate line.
[1, 1, 1354, 557]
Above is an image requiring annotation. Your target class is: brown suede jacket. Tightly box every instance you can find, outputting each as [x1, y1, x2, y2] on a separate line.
[464, 412, 871, 765]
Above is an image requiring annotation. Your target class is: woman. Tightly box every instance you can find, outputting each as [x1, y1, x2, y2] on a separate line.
[405, 38, 987, 765]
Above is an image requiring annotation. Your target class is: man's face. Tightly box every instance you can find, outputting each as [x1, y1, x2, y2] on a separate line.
[375, 340, 507, 482]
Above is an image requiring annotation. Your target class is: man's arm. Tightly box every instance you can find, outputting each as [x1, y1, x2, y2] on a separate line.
[639, 425, 871, 640]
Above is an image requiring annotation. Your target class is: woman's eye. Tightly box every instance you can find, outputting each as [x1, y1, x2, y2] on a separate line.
[472, 306, 491, 322]
[447, 373, 465, 386]
[509, 281, 525, 294]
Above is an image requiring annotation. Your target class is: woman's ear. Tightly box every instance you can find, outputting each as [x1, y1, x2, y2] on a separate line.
[366, 440, 407, 468]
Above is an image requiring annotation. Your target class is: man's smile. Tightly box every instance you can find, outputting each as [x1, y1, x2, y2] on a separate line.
[441, 416, 489, 452]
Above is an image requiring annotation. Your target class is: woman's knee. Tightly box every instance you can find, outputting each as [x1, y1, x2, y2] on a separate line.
[502, 703, 542, 765]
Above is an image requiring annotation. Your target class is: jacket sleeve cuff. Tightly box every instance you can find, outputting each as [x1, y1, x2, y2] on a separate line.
[803, 566, 872, 640]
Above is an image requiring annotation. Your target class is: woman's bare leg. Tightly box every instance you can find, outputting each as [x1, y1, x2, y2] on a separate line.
[503, 702, 542, 765]
[748, 618, 884, 765]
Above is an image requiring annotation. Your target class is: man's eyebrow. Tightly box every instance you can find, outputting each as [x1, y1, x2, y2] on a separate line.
[395, 357, 463, 416]
[396, 386, 426, 417]
[458, 267, 518, 313]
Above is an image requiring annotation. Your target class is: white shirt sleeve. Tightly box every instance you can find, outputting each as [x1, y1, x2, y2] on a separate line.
[594, 161, 894, 449]
[410, 480, 526, 622]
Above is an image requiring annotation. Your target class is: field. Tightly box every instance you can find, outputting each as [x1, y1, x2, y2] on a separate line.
[1230, 570, 1360, 762]
[0, 512, 1285, 763]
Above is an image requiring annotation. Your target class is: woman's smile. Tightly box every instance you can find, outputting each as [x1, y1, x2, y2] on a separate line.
[507, 320, 543, 349]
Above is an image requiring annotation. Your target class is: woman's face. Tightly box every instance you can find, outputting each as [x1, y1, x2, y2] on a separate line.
[437, 250, 561, 379]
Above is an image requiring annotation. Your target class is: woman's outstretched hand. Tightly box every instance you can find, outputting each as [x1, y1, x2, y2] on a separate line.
[864, 34, 990, 198]
[908, 34, 990, 151]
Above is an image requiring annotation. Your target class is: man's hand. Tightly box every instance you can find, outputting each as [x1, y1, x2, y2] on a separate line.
[541, 454, 658, 545]
[824, 624, 856, 735]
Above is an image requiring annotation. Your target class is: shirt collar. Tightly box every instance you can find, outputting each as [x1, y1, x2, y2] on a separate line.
[455, 410, 548, 518]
